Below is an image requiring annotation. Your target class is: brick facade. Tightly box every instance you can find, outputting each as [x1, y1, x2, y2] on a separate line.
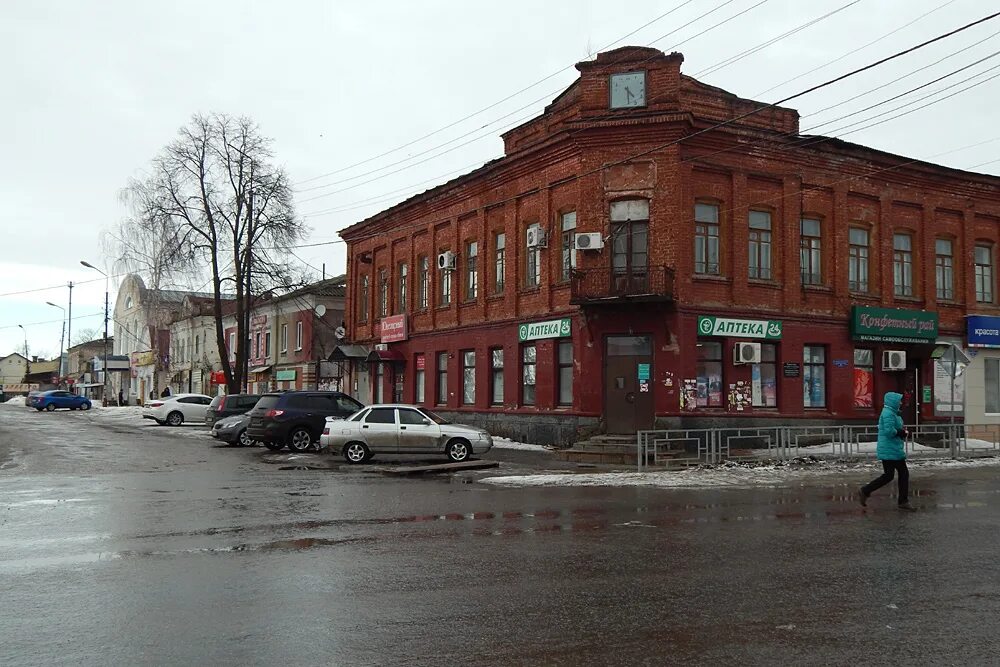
[339, 46, 1000, 443]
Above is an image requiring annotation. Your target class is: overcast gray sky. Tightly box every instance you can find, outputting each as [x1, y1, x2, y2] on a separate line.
[2, 0, 999, 358]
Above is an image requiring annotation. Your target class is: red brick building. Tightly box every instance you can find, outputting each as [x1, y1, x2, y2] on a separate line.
[339, 46, 1000, 444]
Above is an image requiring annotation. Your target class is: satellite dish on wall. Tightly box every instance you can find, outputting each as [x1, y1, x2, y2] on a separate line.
[335, 326, 346, 340]
[314, 304, 327, 317]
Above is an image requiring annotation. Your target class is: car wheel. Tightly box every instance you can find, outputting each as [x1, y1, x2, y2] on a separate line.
[45, 403, 56, 412]
[81, 402, 91, 411]
[237, 430, 251, 447]
[263, 441, 285, 451]
[70, 406, 77, 411]
[446, 438, 471, 463]
[35, 407, 43, 412]
[166, 411, 184, 427]
[343, 441, 371, 464]
[287, 427, 314, 452]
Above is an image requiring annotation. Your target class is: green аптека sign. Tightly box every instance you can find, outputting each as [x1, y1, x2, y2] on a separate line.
[850, 306, 938, 343]
[697, 316, 782, 339]
[518, 318, 572, 342]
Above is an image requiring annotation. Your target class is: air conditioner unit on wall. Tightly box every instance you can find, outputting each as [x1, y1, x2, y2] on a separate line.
[526, 227, 547, 248]
[437, 251, 456, 271]
[574, 232, 604, 251]
[883, 350, 907, 371]
[733, 342, 761, 365]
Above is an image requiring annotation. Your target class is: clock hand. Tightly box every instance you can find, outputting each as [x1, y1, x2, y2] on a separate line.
[625, 87, 634, 102]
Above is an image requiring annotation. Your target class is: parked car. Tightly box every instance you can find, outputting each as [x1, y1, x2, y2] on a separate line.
[29, 390, 92, 412]
[210, 413, 254, 447]
[246, 391, 365, 452]
[143, 393, 213, 426]
[321, 404, 493, 464]
[205, 393, 261, 425]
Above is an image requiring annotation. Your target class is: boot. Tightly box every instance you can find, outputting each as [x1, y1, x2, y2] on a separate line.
[858, 488, 868, 507]
[897, 502, 916, 511]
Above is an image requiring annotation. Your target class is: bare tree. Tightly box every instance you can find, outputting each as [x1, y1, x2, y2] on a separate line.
[110, 114, 307, 393]
[71, 327, 101, 346]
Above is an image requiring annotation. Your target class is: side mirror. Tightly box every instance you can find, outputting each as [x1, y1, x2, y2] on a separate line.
[421, 418, 432, 426]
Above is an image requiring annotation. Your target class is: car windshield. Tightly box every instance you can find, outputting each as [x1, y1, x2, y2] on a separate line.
[422, 410, 450, 425]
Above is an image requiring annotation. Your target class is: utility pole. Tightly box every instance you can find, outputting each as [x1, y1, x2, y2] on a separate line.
[81, 262, 109, 405]
[66, 281, 74, 368]
[45, 302, 66, 380]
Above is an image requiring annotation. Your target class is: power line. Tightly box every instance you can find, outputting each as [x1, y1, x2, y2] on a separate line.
[0, 275, 112, 299]
[0, 312, 104, 331]
[292, 0, 702, 187]
[308, 10, 1000, 249]
[294, 0, 759, 198]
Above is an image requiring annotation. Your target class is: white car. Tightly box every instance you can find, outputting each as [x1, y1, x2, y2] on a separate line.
[320, 404, 493, 464]
[143, 393, 213, 426]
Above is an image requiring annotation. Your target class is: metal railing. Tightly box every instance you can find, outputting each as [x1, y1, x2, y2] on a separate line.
[637, 423, 1000, 471]
[570, 266, 674, 304]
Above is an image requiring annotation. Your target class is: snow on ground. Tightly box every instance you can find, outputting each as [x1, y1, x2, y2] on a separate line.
[92, 405, 147, 420]
[480, 456, 1000, 489]
[4, 397, 25, 406]
[491, 437, 550, 452]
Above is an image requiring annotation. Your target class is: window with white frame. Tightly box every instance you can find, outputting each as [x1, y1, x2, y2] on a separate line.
[465, 241, 478, 301]
[280, 324, 288, 353]
[849, 227, 869, 293]
[976, 244, 994, 303]
[525, 224, 541, 288]
[494, 232, 506, 294]
[893, 233, 914, 297]
[418, 256, 429, 310]
[295, 320, 303, 351]
[694, 203, 720, 275]
[748, 210, 772, 280]
[560, 211, 577, 282]
[397, 263, 407, 313]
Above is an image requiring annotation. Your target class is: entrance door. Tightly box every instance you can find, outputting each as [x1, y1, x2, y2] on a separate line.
[605, 335, 654, 434]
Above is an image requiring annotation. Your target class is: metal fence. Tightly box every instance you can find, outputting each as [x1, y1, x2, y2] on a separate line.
[637, 423, 1000, 471]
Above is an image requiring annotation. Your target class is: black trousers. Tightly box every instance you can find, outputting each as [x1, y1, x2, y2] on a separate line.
[862, 459, 909, 505]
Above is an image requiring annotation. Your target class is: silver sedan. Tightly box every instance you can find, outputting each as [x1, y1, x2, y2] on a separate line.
[321, 404, 493, 464]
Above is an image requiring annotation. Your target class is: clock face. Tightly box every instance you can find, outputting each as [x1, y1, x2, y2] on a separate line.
[609, 71, 646, 109]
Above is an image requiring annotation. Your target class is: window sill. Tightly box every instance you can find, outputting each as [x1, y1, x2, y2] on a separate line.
[693, 274, 730, 283]
[294, 348, 303, 352]
[748, 279, 782, 290]
[460, 300, 478, 307]
[893, 295, 922, 304]
[435, 304, 452, 311]
[802, 284, 832, 294]
[487, 294, 505, 302]
[519, 287, 541, 295]
[849, 291, 881, 302]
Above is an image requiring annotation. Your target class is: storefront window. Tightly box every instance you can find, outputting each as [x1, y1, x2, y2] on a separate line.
[803, 345, 826, 408]
[462, 350, 475, 405]
[490, 348, 504, 404]
[696, 340, 723, 408]
[751, 343, 777, 408]
[986, 358, 1000, 414]
[522, 344, 536, 406]
[415, 354, 425, 404]
[557, 341, 573, 406]
[436, 352, 448, 405]
[853, 349, 874, 409]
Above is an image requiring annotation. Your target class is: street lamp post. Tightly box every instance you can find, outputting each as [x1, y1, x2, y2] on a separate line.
[81, 261, 109, 405]
[16, 323, 28, 361]
[45, 302, 66, 380]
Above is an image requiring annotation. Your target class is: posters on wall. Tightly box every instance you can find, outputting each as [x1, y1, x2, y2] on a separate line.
[853, 367, 874, 408]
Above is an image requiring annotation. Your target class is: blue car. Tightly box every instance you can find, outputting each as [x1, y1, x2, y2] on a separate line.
[29, 390, 92, 412]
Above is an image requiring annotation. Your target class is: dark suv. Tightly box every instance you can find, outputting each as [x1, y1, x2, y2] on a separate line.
[205, 393, 262, 425]
[247, 391, 364, 452]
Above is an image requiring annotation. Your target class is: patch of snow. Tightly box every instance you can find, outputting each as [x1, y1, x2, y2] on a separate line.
[480, 456, 1000, 488]
[491, 437, 550, 452]
[4, 397, 26, 406]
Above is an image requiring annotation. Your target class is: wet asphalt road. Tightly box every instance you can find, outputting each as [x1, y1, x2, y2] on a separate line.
[2, 405, 1000, 666]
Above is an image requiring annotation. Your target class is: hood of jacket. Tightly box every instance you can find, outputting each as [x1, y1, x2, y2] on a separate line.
[883, 392, 903, 414]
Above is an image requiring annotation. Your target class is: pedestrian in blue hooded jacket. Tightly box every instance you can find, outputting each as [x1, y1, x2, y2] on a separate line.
[859, 392, 915, 510]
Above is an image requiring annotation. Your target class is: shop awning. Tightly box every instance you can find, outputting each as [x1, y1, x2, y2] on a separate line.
[249, 365, 272, 374]
[329, 345, 370, 361]
[366, 348, 406, 363]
